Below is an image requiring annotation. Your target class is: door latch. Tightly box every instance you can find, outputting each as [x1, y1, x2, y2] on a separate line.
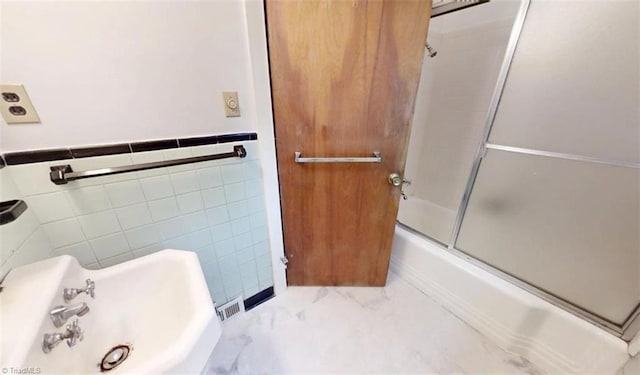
[388, 173, 411, 200]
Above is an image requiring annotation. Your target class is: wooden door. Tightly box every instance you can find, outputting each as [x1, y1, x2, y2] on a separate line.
[267, 0, 431, 286]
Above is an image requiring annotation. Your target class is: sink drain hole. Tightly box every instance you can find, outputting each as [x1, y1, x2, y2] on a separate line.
[100, 344, 131, 372]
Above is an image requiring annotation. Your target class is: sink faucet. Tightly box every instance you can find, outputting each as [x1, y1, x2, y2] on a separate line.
[50, 302, 90, 328]
[63, 278, 95, 302]
[42, 318, 83, 353]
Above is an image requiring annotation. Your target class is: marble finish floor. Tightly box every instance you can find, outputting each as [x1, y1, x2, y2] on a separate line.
[204, 272, 544, 374]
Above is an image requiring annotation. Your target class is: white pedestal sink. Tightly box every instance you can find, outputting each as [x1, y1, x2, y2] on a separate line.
[0, 250, 221, 374]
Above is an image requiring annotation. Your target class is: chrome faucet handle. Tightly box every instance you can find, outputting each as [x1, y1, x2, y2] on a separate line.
[63, 278, 95, 302]
[42, 332, 63, 353]
[65, 319, 83, 347]
[42, 319, 84, 353]
[84, 279, 95, 298]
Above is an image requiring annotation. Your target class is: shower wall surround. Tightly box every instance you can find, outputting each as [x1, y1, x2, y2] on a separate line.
[400, 18, 514, 244]
[0, 134, 273, 306]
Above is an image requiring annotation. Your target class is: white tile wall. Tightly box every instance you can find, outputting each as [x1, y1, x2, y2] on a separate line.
[42, 218, 86, 248]
[176, 191, 204, 214]
[170, 171, 200, 195]
[0, 168, 54, 278]
[196, 167, 224, 189]
[132, 243, 164, 258]
[224, 182, 246, 202]
[78, 211, 121, 239]
[105, 180, 146, 207]
[228, 201, 249, 220]
[2, 141, 273, 304]
[1, 209, 39, 254]
[202, 186, 227, 208]
[89, 232, 130, 259]
[148, 197, 180, 221]
[233, 232, 253, 251]
[2, 227, 54, 273]
[65, 186, 112, 215]
[231, 217, 251, 235]
[99, 252, 134, 267]
[125, 224, 162, 249]
[54, 241, 97, 265]
[8, 161, 60, 196]
[27, 192, 75, 223]
[214, 238, 236, 258]
[115, 203, 153, 230]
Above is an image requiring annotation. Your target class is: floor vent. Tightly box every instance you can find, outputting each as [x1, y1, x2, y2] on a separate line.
[215, 296, 245, 322]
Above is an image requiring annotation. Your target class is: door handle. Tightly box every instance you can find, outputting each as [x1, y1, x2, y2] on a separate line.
[294, 151, 381, 163]
[389, 173, 411, 200]
[388, 173, 411, 187]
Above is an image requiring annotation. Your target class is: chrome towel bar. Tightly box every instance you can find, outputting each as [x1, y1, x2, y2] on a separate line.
[49, 145, 247, 185]
[294, 151, 382, 164]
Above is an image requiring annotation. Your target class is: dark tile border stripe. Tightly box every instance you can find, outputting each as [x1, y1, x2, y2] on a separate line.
[178, 135, 219, 148]
[131, 139, 178, 153]
[71, 143, 131, 158]
[4, 149, 73, 165]
[243, 286, 274, 311]
[2, 132, 257, 165]
[218, 132, 257, 143]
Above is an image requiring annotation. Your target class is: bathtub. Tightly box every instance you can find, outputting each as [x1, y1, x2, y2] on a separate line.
[390, 224, 630, 374]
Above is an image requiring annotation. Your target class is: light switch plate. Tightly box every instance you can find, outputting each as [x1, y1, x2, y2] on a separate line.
[222, 91, 240, 117]
[0, 84, 41, 124]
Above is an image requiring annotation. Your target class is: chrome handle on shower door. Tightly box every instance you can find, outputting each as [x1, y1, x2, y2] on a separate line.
[294, 151, 382, 163]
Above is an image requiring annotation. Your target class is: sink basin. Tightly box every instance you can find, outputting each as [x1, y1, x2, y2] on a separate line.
[0, 250, 221, 374]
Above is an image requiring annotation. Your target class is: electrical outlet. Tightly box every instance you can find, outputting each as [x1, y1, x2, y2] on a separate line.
[0, 84, 41, 124]
[222, 91, 240, 117]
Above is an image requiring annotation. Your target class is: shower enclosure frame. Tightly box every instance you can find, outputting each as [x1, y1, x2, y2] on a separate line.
[404, 0, 640, 341]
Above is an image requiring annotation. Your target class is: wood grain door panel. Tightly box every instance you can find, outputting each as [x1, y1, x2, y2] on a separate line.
[267, 0, 431, 285]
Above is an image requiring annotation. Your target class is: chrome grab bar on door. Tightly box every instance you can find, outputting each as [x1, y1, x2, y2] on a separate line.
[294, 151, 382, 163]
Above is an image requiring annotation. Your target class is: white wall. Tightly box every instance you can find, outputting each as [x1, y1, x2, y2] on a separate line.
[242, 0, 287, 296]
[1, 0, 256, 152]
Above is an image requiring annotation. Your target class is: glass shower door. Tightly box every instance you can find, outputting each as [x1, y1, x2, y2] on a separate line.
[398, 0, 640, 338]
[399, 0, 522, 245]
[455, 0, 640, 331]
